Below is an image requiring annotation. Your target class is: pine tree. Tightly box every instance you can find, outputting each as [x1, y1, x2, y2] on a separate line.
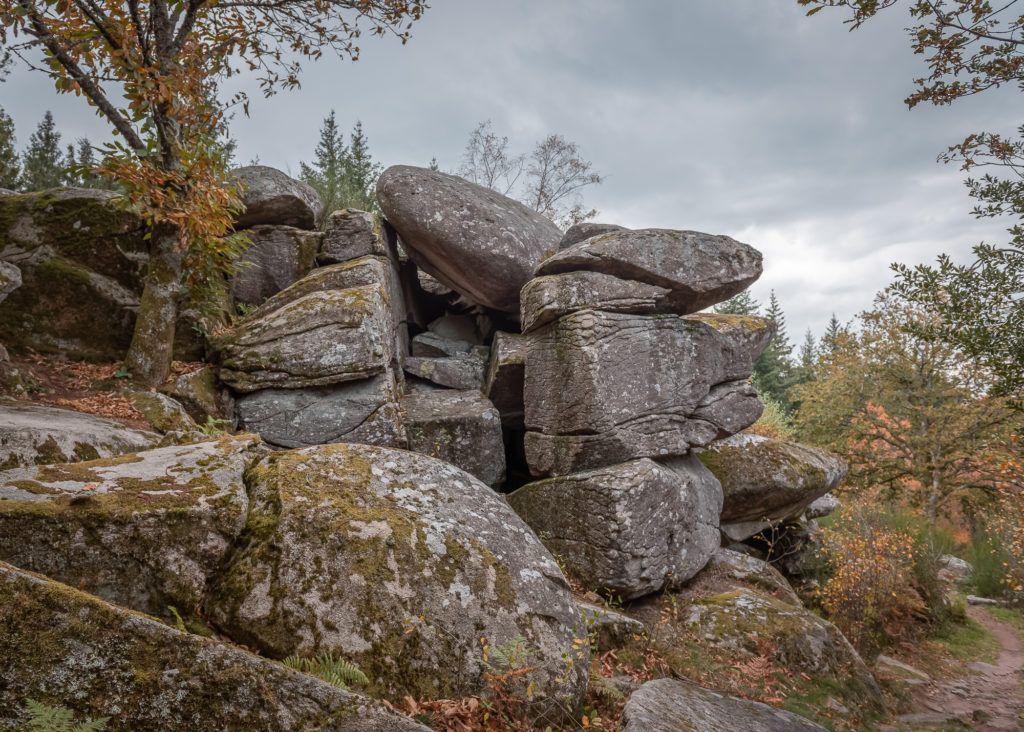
[344, 120, 382, 212]
[0, 106, 19, 190]
[428, 156, 440, 172]
[752, 290, 796, 410]
[64, 138, 115, 189]
[713, 290, 760, 315]
[822, 313, 843, 353]
[300, 110, 349, 216]
[21, 111, 65, 191]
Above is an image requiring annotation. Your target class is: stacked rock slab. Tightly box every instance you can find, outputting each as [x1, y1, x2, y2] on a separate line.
[510, 227, 772, 598]
[216, 257, 407, 450]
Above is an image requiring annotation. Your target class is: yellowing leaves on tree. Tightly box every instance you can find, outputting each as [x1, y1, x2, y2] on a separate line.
[0, 0, 425, 387]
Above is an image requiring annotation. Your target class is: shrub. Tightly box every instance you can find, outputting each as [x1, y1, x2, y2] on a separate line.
[815, 505, 944, 657]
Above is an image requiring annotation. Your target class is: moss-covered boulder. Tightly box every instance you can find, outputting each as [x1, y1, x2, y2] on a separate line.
[122, 389, 203, 438]
[207, 443, 588, 720]
[0, 188, 148, 359]
[508, 456, 721, 600]
[159, 365, 235, 425]
[0, 434, 264, 622]
[213, 283, 393, 392]
[0, 401, 160, 470]
[681, 589, 879, 699]
[524, 311, 774, 476]
[621, 678, 827, 732]
[697, 434, 847, 527]
[693, 548, 801, 605]
[0, 562, 427, 731]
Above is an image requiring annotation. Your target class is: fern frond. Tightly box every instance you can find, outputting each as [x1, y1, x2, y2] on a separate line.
[25, 700, 109, 732]
[282, 653, 368, 690]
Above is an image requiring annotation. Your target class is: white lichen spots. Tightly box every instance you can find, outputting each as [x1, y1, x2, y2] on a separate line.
[347, 573, 367, 586]
[519, 568, 543, 583]
[447, 582, 473, 609]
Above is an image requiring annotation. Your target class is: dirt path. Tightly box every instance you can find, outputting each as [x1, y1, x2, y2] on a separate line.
[900, 606, 1024, 730]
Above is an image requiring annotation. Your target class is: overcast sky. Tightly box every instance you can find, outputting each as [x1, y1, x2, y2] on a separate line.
[1, 1, 1016, 343]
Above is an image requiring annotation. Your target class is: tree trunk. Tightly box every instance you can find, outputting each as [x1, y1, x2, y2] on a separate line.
[124, 223, 183, 387]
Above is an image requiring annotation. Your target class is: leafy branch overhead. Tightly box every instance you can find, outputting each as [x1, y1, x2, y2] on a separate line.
[799, 0, 1024, 402]
[0, 0, 426, 387]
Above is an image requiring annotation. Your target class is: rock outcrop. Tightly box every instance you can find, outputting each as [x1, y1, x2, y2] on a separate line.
[1, 562, 426, 731]
[698, 433, 847, 534]
[377, 165, 561, 312]
[621, 678, 827, 732]
[402, 388, 505, 486]
[231, 224, 323, 307]
[536, 228, 763, 314]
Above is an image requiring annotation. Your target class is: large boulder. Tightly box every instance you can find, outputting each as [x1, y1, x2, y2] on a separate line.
[206, 443, 588, 718]
[0, 435, 263, 621]
[682, 588, 879, 698]
[234, 373, 406, 450]
[697, 434, 847, 525]
[0, 401, 160, 470]
[402, 388, 505, 486]
[535, 228, 763, 314]
[621, 678, 827, 732]
[0, 562, 426, 731]
[233, 165, 323, 230]
[160, 365, 235, 424]
[524, 311, 774, 476]
[376, 166, 562, 312]
[0, 188, 147, 359]
[214, 283, 393, 392]
[508, 455, 721, 600]
[231, 225, 324, 307]
[519, 271, 671, 334]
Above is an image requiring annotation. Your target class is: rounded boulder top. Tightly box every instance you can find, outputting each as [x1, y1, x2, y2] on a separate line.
[232, 165, 324, 231]
[376, 165, 562, 313]
[536, 227, 763, 314]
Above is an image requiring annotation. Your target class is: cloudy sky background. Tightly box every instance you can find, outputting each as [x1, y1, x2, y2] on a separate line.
[2, 1, 1017, 343]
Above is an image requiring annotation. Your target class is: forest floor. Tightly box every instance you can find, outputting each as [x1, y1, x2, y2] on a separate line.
[891, 606, 1024, 730]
